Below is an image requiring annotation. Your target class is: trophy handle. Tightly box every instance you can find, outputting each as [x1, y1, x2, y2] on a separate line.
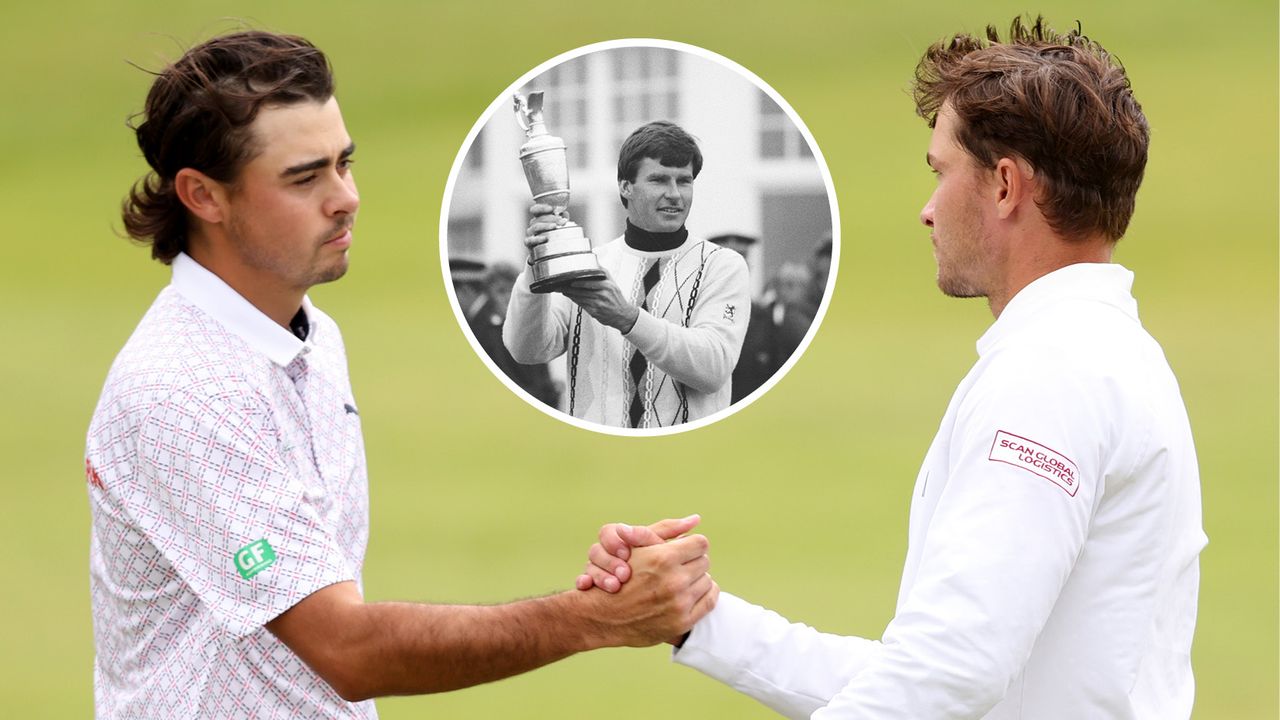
[513, 91, 545, 133]
[513, 94, 529, 131]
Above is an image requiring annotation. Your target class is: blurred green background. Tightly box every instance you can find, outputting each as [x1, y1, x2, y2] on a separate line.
[1, 0, 1274, 717]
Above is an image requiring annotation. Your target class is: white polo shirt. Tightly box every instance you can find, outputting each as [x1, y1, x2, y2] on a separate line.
[675, 263, 1205, 719]
[86, 254, 376, 719]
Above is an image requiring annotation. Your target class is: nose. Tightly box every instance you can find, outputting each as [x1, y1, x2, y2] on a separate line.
[662, 179, 680, 201]
[327, 173, 360, 217]
[919, 191, 935, 228]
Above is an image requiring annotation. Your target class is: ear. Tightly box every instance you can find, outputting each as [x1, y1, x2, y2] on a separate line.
[619, 178, 634, 201]
[992, 157, 1035, 221]
[173, 168, 229, 224]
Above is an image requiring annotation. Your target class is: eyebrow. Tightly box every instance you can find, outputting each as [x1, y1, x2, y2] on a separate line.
[647, 169, 693, 180]
[281, 142, 356, 178]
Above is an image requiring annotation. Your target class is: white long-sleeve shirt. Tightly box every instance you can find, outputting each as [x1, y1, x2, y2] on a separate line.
[504, 233, 749, 428]
[676, 263, 1205, 719]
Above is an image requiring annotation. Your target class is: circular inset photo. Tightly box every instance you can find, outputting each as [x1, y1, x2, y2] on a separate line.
[441, 39, 838, 436]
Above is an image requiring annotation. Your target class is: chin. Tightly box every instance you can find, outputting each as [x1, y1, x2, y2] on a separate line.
[937, 276, 983, 299]
[316, 259, 350, 285]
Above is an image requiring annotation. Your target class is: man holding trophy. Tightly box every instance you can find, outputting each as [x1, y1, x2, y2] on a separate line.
[504, 93, 750, 429]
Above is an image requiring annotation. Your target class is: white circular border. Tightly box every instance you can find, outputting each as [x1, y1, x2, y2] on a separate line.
[438, 38, 841, 438]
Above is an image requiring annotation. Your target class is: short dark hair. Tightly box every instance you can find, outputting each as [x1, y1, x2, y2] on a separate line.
[914, 16, 1148, 242]
[616, 121, 702, 207]
[122, 31, 335, 264]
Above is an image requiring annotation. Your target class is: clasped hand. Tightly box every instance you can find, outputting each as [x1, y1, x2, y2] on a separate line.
[573, 514, 717, 647]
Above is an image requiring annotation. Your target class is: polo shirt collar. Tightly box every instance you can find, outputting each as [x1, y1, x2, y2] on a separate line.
[170, 253, 312, 367]
[977, 262, 1139, 357]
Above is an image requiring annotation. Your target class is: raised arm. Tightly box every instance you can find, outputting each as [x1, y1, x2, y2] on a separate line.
[503, 204, 575, 364]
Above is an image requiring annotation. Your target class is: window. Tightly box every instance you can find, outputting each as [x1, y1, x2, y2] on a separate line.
[611, 48, 681, 151]
[447, 215, 484, 257]
[758, 91, 812, 160]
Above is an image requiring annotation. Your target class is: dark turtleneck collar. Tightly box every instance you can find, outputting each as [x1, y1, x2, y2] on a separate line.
[624, 219, 688, 252]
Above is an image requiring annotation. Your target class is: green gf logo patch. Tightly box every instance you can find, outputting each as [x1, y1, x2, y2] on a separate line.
[234, 539, 277, 580]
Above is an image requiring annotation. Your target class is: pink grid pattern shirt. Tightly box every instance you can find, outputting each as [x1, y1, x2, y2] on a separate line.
[86, 254, 376, 719]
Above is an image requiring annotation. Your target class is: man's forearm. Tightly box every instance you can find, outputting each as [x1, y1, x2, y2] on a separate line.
[270, 539, 715, 702]
[675, 592, 880, 719]
[337, 591, 602, 699]
[621, 253, 750, 393]
[624, 310, 740, 393]
[503, 269, 569, 364]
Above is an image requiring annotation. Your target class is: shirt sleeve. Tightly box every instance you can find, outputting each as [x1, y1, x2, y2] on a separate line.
[813, 349, 1107, 718]
[674, 593, 880, 719]
[503, 265, 573, 364]
[123, 382, 354, 638]
[624, 247, 750, 393]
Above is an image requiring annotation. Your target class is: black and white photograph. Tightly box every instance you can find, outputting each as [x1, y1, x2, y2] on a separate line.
[441, 40, 838, 435]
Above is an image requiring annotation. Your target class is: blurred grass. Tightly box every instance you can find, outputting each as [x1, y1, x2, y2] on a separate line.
[0, 0, 1274, 717]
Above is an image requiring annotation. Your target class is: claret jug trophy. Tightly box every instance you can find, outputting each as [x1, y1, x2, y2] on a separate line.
[513, 91, 606, 293]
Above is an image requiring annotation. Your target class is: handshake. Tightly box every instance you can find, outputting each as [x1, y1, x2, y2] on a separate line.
[568, 514, 719, 649]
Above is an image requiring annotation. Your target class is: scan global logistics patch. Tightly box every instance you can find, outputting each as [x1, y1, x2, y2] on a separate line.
[234, 539, 277, 580]
[988, 430, 1079, 497]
